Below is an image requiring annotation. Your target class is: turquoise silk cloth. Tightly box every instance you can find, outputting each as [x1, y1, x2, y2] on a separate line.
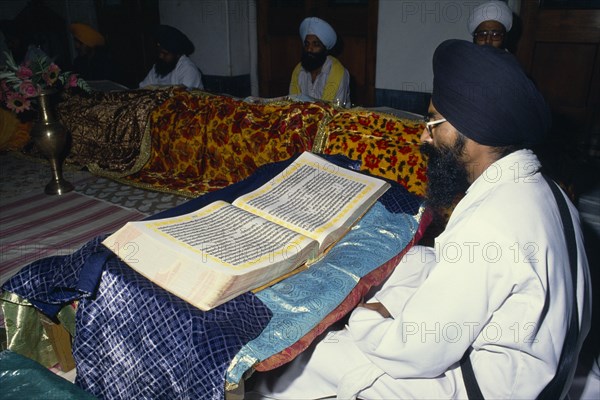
[226, 200, 426, 388]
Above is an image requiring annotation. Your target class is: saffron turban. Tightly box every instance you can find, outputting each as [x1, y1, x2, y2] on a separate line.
[299, 17, 337, 50]
[468, 1, 513, 34]
[432, 40, 551, 147]
[69, 23, 105, 48]
[155, 25, 194, 56]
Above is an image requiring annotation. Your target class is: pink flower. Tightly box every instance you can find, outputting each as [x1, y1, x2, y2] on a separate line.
[43, 63, 60, 86]
[1, 52, 89, 112]
[67, 74, 78, 88]
[16, 65, 33, 80]
[19, 80, 39, 98]
[6, 91, 31, 113]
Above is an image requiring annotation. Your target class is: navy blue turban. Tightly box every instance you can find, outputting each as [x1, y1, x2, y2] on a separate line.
[432, 40, 551, 147]
[155, 25, 194, 56]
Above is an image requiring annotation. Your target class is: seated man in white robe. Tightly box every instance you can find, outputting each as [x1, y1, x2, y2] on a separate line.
[247, 39, 592, 400]
[289, 17, 350, 107]
[139, 24, 203, 89]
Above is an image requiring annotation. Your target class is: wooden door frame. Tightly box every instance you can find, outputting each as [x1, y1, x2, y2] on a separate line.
[516, 1, 600, 150]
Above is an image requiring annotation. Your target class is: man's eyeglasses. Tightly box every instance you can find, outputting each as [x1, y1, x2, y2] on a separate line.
[473, 30, 505, 41]
[424, 117, 447, 137]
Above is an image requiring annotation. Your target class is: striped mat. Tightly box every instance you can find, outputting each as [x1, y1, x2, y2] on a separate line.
[0, 191, 148, 286]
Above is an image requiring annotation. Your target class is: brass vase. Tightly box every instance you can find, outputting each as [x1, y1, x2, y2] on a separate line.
[30, 89, 74, 195]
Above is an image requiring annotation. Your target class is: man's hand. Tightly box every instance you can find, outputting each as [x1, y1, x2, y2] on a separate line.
[357, 301, 391, 318]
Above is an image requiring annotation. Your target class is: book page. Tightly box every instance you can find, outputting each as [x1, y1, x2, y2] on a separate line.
[233, 152, 390, 249]
[103, 200, 319, 310]
[135, 201, 315, 271]
[102, 153, 388, 310]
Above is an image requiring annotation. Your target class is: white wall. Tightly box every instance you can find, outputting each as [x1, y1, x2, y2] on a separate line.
[376, 0, 520, 93]
[159, 0, 253, 76]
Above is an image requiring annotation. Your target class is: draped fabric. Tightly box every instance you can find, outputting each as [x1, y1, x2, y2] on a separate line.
[2, 235, 272, 400]
[116, 96, 428, 198]
[33, 88, 429, 201]
[0, 108, 31, 151]
[2, 155, 427, 399]
[121, 92, 333, 196]
[56, 87, 180, 173]
[318, 109, 427, 196]
[227, 187, 429, 387]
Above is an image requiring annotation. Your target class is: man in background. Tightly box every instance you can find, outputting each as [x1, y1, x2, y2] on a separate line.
[69, 23, 116, 81]
[468, 0, 513, 50]
[139, 24, 203, 89]
[289, 17, 350, 107]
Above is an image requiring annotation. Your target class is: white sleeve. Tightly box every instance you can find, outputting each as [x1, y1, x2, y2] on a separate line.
[335, 68, 351, 107]
[176, 58, 203, 89]
[139, 66, 157, 88]
[347, 233, 519, 379]
[373, 245, 438, 313]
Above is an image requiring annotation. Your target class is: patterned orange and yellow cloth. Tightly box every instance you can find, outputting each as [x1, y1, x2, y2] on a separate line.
[122, 92, 333, 196]
[120, 91, 428, 198]
[4, 88, 428, 198]
[317, 109, 427, 196]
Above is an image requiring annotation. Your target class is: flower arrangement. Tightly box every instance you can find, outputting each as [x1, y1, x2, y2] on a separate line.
[0, 51, 90, 114]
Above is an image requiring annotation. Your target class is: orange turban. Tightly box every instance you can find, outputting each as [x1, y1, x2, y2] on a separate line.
[69, 23, 105, 47]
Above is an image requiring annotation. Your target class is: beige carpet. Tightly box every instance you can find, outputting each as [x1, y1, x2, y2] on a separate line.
[0, 152, 189, 284]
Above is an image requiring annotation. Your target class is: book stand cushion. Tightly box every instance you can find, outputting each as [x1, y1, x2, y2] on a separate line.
[226, 183, 429, 387]
[2, 155, 428, 398]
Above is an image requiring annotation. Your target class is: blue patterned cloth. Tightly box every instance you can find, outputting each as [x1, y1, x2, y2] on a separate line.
[2, 154, 424, 399]
[227, 201, 422, 385]
[3, 238, 271, 400]
[74, 250, 271, 400]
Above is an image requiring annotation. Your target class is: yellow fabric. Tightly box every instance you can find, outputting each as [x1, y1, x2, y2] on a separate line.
[0, 109, 31, 151]
[1, 291, 78, 369]
[319, 109, 428, 196]
[122, 92, 333, 196]
[290, 64, 302, 95]
[290, 56, 345, 102]
[69, 23, 105, 47]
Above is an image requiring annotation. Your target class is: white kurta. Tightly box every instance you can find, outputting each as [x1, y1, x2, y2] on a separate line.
[292, 56, 351, 107]
[139, 54, 203, 89]
[247, 149, 592, 400]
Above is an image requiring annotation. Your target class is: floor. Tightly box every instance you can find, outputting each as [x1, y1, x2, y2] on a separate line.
[0, 152, 189, 213]
[1, 150, 599, 398]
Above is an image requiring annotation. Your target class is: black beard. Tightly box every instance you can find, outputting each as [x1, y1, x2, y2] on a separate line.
[421, 141, 470, 211]
[155, 58, 178, 77]
[301, 49, 327, 72]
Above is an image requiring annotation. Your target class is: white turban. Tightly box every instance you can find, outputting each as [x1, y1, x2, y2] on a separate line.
[299, 17, 337, 50]
[468, 1, 513, 34]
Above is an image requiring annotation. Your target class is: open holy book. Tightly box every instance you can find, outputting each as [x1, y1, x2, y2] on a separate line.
[102, 152, 390, 311]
